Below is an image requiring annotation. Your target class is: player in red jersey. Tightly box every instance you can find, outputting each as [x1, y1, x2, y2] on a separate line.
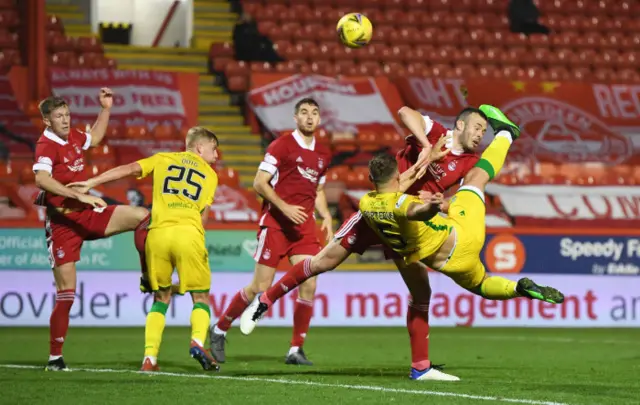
[209, 98, 333, 365]
[33, 91, 149, 371]
[239, 106, 489, 373]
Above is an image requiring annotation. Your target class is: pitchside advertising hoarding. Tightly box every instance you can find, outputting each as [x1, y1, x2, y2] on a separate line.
[0, 229, 638, 327]
[0, 271, 638, 327]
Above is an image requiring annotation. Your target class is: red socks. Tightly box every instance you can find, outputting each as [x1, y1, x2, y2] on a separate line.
[261, 257, 314, 306]
[216, 289, 250, 332]
[291, 298, 313, 347]
[407, 301, 431, 370]
[49, 289, 75, 357]
[134, 214, 150, 274]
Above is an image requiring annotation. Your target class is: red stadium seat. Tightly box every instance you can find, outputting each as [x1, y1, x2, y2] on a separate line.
[88, 144, 116, 163]
[76, 37, 103, 54]
[152, 124, 178, 141]
[228, 75, 249, 92]
[217, 167, 240, 188]
[126, 126, 149, 140]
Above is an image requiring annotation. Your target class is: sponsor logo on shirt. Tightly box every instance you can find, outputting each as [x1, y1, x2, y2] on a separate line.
[297, 166, 320, 184]
[67, 158, 85, 172]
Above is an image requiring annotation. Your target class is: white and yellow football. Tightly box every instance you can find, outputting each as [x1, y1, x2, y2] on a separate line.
[336, 13, 373, 48]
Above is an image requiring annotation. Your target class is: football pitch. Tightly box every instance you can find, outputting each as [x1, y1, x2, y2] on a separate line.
[1, 327, 639, 405]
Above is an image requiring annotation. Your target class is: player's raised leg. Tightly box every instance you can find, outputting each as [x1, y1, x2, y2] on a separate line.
[240, 237, 353, 335]
[103, 205, 151, 291]
[450, 105, 563, 304]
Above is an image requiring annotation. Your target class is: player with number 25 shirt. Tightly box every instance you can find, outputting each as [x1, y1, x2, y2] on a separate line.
[72, 127, 221, 372]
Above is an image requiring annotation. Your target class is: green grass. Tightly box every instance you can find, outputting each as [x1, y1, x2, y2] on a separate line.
[1, 327, 639, 405]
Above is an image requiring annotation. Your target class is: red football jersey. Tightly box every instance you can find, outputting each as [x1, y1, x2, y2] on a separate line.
[257, 130, 331, 232]
[398, 115, 479, 195]
[32, 128, 92, 209]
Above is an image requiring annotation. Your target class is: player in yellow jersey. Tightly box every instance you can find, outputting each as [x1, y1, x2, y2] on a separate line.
[69, 127, 221, 372]
[360, 105, 565, 381]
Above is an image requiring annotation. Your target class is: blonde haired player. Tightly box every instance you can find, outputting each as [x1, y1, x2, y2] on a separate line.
[358, 105, 565, 380]
[69, 127, 221, 372]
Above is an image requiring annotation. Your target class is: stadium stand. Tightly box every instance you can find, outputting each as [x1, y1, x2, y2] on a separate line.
[2, 0, 639, 227]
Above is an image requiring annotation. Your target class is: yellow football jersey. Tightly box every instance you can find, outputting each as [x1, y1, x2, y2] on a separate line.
[359, 191, 451, 264]
[137, 151, 218, 234]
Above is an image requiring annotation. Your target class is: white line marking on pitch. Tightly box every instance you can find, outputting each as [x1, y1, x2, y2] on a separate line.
[442, 334, 639, 345]
[0, 364, 570, 405]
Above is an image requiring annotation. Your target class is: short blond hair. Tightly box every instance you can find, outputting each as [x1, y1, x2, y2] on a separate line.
[186, 126, 218, 149]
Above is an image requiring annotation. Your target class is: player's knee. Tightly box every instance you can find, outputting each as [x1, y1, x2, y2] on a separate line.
[132, 206, 149, 222]
[462, 169, 489, 189]
[53, 263, 77, 290]
[191, 292, 209, 304]
[154, 289, 172, 304]
[248, 280, 270, 295]
[298, 276, 317, 297]
[409, 288, 432, 305]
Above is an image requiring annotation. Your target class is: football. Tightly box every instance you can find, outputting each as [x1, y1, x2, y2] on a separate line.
[336, 13, 373, 48]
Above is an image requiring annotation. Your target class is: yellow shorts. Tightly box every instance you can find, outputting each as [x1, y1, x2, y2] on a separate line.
[146, 227, 211, 294]
[437, 186, 487, 290]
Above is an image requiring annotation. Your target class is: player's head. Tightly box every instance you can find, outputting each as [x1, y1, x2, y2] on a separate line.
[453, 107, 488, 152]
[293, 97, 321, 136]
[39, 96, 71, 137]
[368, 153, 399, 190]
[186, 127, 219, 164]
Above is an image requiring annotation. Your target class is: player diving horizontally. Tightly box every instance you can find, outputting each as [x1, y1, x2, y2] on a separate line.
[241, 105, 565, 381]
[234, 105, 495, 379]
[70, 127, 221, 372]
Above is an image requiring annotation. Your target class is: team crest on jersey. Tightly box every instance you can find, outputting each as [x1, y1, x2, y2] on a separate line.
[74, 145, 81, 154]
[56, 247, 65, 259]
[318, 159, 324, 169]
[347, 235, 356, 245]
[448, 161, 457, 172]
[263, 248, 271, 260]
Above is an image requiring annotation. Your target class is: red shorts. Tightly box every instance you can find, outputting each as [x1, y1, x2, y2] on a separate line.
[335, 212, 401, 259]
[253, 226, 322, 267]
[45, 206, 117, 268]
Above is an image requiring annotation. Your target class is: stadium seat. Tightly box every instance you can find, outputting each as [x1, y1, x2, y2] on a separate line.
[126, 126, 149, 140]
[217, 167, 240, 188]
[76, 36, 104, 54]
[152, 124, 178, 141]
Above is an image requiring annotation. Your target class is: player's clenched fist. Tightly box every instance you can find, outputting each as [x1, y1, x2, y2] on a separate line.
[99, 87, 113, 109]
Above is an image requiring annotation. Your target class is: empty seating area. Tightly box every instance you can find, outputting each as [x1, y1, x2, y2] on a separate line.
[211, 0, 640, 91]
[46, 15, 116, 69]
[0, 0, 21, 70]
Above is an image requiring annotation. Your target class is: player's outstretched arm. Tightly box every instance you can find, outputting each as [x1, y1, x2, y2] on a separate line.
[405, 194, 444, 222]
[88, 88, 113, 147]
[69, 162, 142, 192]
[398, 106, 430, 148]
[399, 134, 451, 193]
[34, 171, 107, 208]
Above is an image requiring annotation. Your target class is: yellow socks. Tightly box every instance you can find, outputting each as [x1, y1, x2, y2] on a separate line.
[190, 302, 211, 347]
[144, 301, 168, 360]
[474, 131, 513, 180]
[480, 276, 519, 300]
